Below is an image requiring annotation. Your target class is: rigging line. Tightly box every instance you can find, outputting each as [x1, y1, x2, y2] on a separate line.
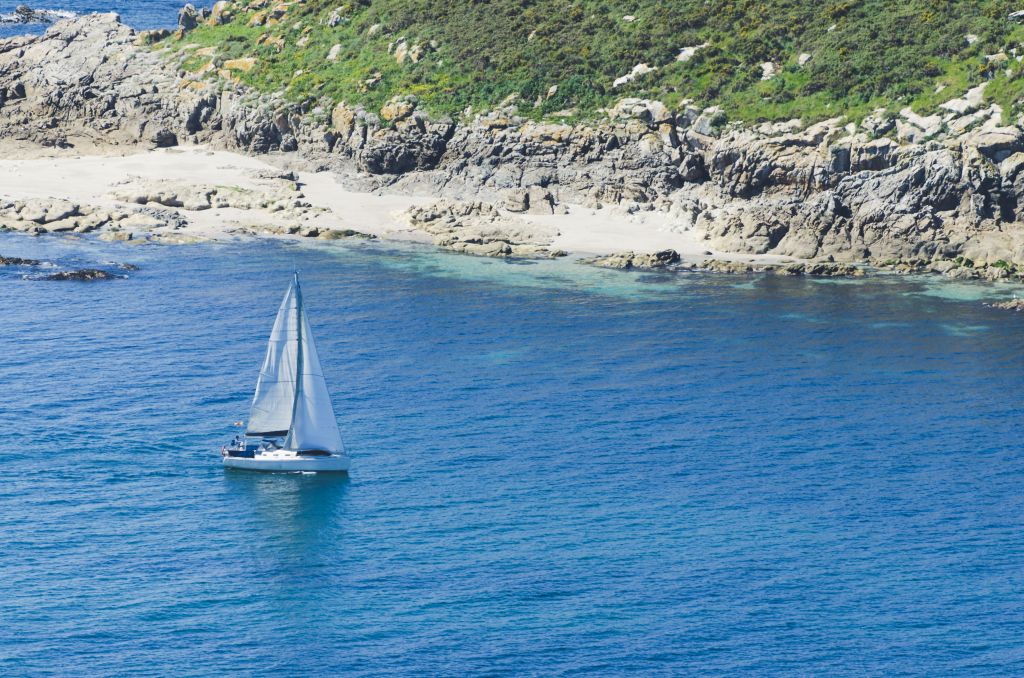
[286, 272, 304, 448]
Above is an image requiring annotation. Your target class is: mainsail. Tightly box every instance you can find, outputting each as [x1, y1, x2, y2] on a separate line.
[247, 274, 344, 453]
[247, 278, 300, 437]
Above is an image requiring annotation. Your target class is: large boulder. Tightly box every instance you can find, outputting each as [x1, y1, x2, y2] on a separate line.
[967, 126, 1024, 162]
[177, 3, 199, 31]
[582, 250, 681, 270]
[381, 95, 416, 123]
[331, 101, 356, 137]
[207, 1, 233, 26]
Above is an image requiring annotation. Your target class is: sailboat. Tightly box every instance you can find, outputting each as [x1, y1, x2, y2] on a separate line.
[221, 273, 350, 472]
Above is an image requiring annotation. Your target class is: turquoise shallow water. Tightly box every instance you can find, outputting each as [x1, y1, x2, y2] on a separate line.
[1, 233, 1024, 675]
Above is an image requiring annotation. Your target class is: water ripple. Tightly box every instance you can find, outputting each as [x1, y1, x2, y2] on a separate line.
[0, 233, 1023, 674]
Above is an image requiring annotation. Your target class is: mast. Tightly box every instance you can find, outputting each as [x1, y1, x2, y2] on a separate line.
[286, 272, 303, 447]
[282, 273, 345, 454]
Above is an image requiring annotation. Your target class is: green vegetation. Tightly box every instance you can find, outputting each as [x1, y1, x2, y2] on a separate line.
[161, 0, 1024, 124]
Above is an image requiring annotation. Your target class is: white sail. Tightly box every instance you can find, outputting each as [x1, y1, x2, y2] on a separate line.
[247, 275, 343, 453]
[246, 279, 300, 437]
[284, 301, 345, 454]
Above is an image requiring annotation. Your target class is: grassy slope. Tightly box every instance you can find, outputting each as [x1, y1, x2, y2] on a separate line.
[164, 0, 1024, 124]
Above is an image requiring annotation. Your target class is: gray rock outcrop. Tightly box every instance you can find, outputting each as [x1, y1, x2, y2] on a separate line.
[0, 197, 114, 234]
[404, 200, 566, 258]
[6, 14, 1024, 267]
[582, 250, 681, 270]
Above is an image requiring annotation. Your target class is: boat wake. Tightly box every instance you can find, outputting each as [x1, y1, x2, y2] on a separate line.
[0, 5, 77, 25]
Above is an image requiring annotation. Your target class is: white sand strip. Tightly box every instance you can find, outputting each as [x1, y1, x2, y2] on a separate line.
[0, 143, 796, 262]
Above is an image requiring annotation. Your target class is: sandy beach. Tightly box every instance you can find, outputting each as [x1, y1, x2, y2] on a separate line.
[0, 143, 797, 264]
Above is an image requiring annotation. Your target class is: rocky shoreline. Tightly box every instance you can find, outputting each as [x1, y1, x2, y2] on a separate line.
[0, 251, 134, 281]
[0, 172, 378, 245]
[6, 13, 1024, 285]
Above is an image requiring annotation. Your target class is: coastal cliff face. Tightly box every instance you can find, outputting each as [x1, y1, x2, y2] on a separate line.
[6, 14, 1024, 268]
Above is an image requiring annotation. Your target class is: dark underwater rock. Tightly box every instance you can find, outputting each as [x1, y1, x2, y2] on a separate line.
[44, 268, 121, 281]
[987, 299, 1024, 311]
[0, 255, 42, 265]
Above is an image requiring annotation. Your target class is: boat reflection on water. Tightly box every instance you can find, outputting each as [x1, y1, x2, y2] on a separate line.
[222, 470, 351, 546]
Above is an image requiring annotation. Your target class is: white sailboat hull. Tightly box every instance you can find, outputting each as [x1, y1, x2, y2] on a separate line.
[225, 274, 350, 474]
[222, 450, 350, 473]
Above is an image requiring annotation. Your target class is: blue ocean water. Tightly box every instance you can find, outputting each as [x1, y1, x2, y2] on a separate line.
[0, 1, 180, 38]
[0, 232, 1023, 675]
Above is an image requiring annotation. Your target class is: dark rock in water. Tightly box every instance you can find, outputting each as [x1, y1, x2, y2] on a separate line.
[582, 249, 681, 270]
[698, 259, 757, 274]
[776, 262, 866, 277]
[987, 299, 1024, 311]
[696, 258, 866, 277]
[118, 263, 140, 271]
[44, 268, 120, 281]
[0, 255, 42, 266]
[0, 5, 75, 25]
